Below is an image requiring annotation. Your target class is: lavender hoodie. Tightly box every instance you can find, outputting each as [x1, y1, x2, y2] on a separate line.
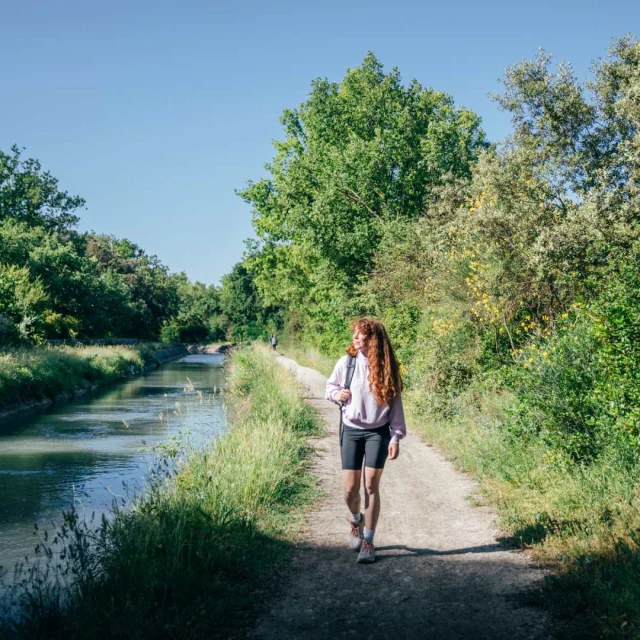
[325, 351, 406, 444]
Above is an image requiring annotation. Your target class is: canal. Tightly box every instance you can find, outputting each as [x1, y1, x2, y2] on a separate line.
[0, 353, 227, 580]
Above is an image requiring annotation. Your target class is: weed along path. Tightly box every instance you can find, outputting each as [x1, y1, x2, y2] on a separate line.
[250, 354, 551, 640]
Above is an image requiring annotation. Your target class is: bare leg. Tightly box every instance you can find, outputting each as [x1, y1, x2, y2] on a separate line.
[363, 467, 384, 531]
[342, 469, 362, 515]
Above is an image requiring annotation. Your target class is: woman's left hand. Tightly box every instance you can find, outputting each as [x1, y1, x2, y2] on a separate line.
[388, 443, 399, 460]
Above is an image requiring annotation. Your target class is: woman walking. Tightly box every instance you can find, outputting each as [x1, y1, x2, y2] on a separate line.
[325, 318, 406, 563]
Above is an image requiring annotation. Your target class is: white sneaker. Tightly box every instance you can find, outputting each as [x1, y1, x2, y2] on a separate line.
[357, 539, 376, 563]
[347, 515, 363, 551]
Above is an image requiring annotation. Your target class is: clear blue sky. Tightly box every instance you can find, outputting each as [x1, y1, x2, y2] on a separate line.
[1, 0, 637, 285]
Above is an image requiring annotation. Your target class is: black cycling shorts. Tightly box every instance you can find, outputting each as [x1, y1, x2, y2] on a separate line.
[341, 423, 391, 470]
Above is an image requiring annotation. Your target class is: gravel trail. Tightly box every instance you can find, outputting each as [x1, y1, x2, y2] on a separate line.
[250, 354, 551, 639]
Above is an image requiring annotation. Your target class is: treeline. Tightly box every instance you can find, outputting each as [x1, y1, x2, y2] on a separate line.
[0, 146, 268, 346]
[230, 40, 640, 632]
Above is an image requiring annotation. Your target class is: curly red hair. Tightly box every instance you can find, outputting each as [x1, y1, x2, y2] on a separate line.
[347, 318, 402, 405]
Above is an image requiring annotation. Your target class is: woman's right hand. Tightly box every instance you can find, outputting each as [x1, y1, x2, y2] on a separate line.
[334, 389, 351, 403]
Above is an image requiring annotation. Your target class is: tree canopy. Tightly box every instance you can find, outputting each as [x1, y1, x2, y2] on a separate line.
[238, 52, 488, 346]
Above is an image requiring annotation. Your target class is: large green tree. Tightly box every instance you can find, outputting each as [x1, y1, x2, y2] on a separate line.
[162, 273, 223, 342]
[238, 52, 487, 344]
[453, 35, 640, 322]
[85, 234, 180, 338]
[0, 220, 104, 340]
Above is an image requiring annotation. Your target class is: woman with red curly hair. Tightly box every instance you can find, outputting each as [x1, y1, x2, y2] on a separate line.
[325, 318, 406, 563]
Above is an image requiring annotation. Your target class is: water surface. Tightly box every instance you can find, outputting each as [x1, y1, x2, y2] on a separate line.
[0, 353, 227, 575]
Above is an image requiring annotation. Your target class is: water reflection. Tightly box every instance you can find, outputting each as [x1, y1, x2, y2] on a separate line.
[0, 354, 227, 573]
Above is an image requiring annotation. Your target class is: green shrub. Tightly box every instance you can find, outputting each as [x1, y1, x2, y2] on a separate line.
[0, 313, 19, 347]
[589, 245, 640, 453]
[502, 314, 607, 461]
[160, 323, 181, 344]
[503, 246, 640, 465]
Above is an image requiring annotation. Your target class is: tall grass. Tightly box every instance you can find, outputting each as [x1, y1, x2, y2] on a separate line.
[0, 344, 158, 407]
[0, 346, 318, 640]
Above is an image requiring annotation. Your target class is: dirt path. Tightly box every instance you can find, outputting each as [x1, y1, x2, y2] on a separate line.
[250, 354, 551, 640]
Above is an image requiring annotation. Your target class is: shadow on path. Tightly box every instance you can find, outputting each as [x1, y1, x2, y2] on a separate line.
[251, 541, 549, 640]
[375, 543, 505, 558]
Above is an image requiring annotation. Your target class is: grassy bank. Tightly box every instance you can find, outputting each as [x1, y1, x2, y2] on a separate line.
[1, 346, 318, 639]
[0, 344, 166, 410]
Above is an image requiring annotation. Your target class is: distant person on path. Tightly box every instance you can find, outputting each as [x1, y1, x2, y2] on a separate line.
[325, 318, 406, 563]
[269, 333, 278, 351]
